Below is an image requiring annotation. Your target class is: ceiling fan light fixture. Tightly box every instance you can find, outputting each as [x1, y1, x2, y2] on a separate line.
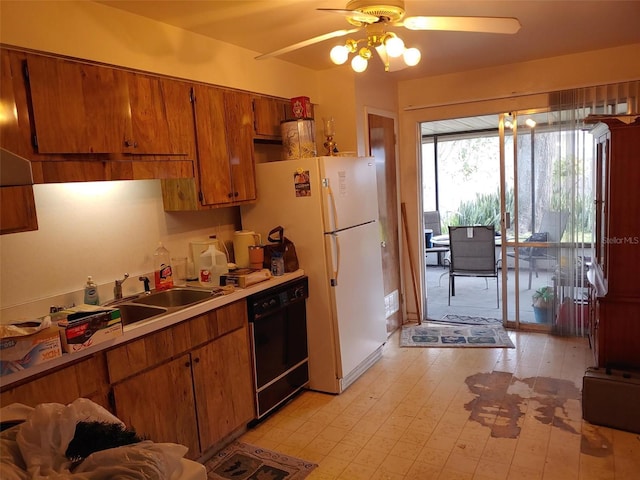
[358, 46, 372, 60]
[384, 34, 405, 57]
[403, 47, 421, 66]
[330, 45, 349, 64]
[351, 54, 368, 72]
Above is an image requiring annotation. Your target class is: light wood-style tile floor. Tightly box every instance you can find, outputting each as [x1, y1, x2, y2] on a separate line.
[240, 329, 640, 479]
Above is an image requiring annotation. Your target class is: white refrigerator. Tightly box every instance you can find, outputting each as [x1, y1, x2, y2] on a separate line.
[241, 156, 387, 394]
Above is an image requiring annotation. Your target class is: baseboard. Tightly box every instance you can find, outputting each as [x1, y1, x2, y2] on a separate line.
[340, 344, 384, 392]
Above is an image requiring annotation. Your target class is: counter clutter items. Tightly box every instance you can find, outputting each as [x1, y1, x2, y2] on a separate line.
[220, 268, 272, 288]
[0, 270, 306, 388]
[0, 318, 62, 376]
[0, 305, 124, 377]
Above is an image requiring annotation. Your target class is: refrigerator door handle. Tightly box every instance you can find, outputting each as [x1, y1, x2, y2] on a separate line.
[329, 232, 340, 286]
[324, 180, 339, 233]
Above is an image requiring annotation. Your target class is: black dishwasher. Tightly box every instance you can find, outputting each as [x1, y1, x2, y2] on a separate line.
[247, 276, 309, 419]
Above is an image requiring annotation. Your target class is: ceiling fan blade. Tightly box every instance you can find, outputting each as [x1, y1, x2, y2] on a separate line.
[255, 28, 360, 60]
[401, 16, 521, 34]
[317, 8, 380, 24]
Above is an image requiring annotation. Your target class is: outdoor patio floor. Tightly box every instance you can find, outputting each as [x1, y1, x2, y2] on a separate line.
[424, 263, 568, 325]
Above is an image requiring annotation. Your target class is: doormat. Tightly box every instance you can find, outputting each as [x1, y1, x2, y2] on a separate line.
[205, 441, 318, 480]
[400, 324, 515, 348]
[433, 314, 503, 326]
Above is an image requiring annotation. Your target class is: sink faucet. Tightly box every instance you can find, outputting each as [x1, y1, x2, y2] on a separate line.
[114, 273, 129, 300]
[139, 276, 151, 294]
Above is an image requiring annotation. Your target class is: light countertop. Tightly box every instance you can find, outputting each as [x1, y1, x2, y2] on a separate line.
[1, 270, 305, 389]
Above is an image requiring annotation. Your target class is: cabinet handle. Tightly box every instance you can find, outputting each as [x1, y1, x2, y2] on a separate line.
[185, 361, 191, 368]
[227, 192, 234, 198]
[124, 140, 138, 148]
[234, 192, 239, 197]
[193, 357, 200, 364]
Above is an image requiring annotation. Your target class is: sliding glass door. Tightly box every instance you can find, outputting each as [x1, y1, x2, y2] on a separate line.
[422, 81, 637, 333]
[499, 110, 594, 332]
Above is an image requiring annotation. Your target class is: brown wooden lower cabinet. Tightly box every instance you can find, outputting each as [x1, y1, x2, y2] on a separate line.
[192, 327, 254, 451]
[111, 325, 254, 459]
[0, 300, 256, 459]
[0, 354, 109, 408]
[111, 353, 201, 458]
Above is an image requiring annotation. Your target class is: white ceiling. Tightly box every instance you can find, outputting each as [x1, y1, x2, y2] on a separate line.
[96, 0, 640, 81]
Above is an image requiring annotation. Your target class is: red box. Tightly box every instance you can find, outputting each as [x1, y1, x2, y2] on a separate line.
[290, 96, 312, 119]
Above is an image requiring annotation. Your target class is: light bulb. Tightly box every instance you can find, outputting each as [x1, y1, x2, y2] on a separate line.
[330, 45, 349, 65]
[385, 36, 405, 58]
[525, 118, 537, 128]
[351, 55, 368, 72]
[403, 47, 421, 66]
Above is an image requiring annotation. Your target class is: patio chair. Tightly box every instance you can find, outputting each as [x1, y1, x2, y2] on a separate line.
[424, 210, 449, 266]
[448, 225, 499, 308]
[508, 210, 569, 289]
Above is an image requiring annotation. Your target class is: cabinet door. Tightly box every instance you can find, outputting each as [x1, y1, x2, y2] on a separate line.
[224, 90, 257, 202]
[1, 50, 24, 155]
[26, 54, 131, 154]
[191, 327, 255, 450]
[112, 354, 200, 458]
[193, 85, 233, 205]
[127, 73, 196, 156]
[0, 186, 38, 234]
[253, 96, 287, 137]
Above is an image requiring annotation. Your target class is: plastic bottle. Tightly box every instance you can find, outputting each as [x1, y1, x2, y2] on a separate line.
[271, 251, 284, 276]
[154, 242, 174, 291]
[84, 276, 99, 305]
[199, 244, 228, 286]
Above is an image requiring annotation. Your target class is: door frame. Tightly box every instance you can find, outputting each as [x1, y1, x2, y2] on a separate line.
[364, 107, 406, 331]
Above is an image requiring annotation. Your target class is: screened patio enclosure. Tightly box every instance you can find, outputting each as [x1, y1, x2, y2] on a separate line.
[420, 80, 639, 336]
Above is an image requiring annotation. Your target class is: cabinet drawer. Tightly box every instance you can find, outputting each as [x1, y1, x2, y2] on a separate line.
[107, 301, 247, 383]
[0, 354, 109, 408]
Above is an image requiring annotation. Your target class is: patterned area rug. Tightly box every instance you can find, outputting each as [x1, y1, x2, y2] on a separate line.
[205, 441, 317, 480]
[434, 314, 503, 326]
[400, 324, 515, 348]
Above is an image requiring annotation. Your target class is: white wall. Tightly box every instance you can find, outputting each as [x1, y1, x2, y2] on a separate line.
[0, 0, 398, 320]
[0, 180, 239, 316]
[0, 0, 319, 99]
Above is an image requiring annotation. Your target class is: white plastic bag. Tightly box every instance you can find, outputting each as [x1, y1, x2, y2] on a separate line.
[16, 398, 124, 477]
[12, 398, 187, 479]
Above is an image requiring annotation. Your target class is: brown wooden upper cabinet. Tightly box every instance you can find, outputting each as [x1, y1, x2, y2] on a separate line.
[194, 85, 256, 206]
[126, 73, 196, 156]
[253, 96, 289, 138]
[24, 54, 195, 157]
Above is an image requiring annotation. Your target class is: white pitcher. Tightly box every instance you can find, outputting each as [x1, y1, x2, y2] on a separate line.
[233, 230, 262, 268]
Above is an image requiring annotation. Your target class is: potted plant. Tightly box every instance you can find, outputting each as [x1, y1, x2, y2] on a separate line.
[532, 286, 555, 323]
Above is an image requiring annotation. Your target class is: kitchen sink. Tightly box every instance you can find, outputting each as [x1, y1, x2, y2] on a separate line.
[117, 303, 168, 326]
[131, 287, 217, 308]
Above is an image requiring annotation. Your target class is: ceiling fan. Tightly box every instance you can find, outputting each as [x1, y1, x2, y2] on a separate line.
[256, 0, 521, 72]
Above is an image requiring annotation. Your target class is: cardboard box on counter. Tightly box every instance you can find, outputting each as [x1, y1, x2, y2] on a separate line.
[56, 305, 123, 353]
[0, 323, 63, 376]
[220, 268, 272, 288]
